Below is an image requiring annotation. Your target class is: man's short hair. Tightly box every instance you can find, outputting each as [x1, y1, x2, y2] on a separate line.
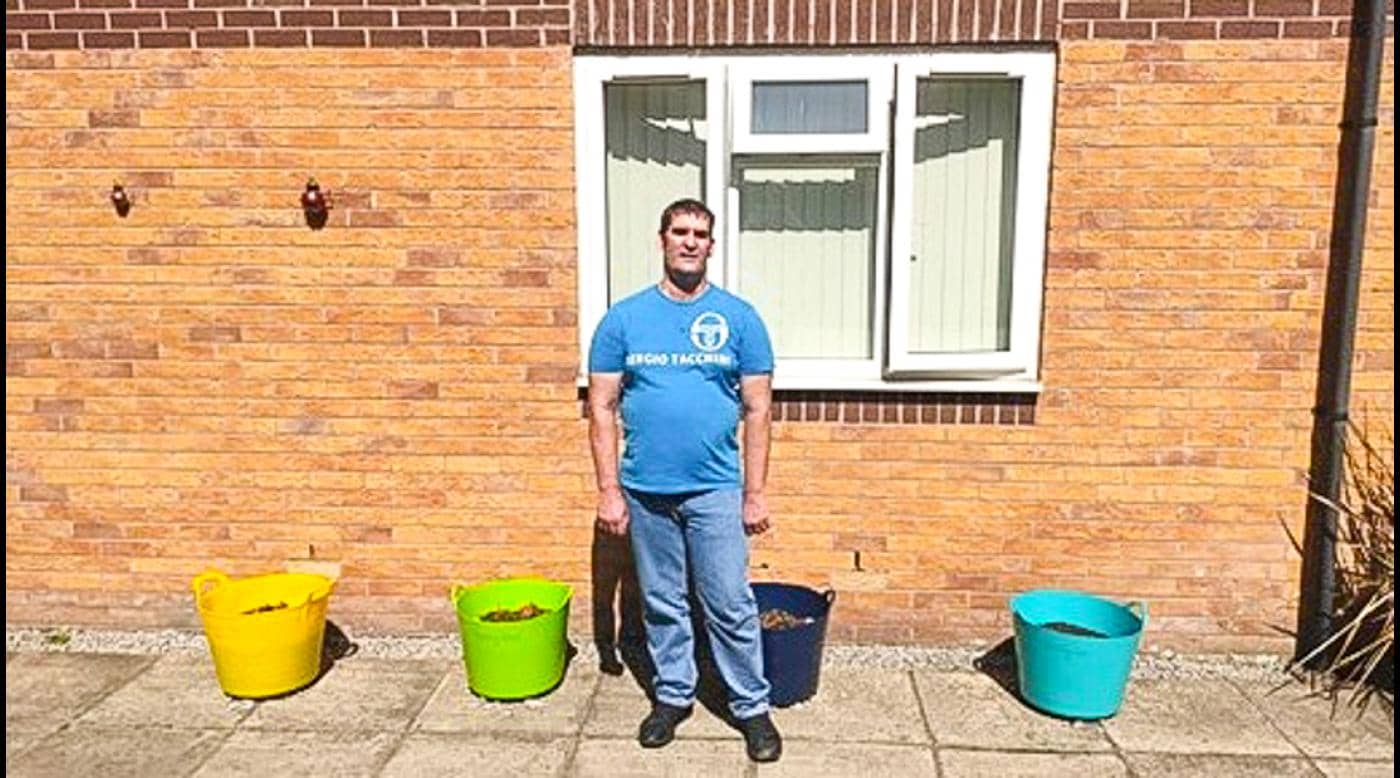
[658, 198, 715, 234]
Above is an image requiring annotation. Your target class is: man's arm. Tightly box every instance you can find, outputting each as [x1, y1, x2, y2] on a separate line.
[740, 374, 773, 536]
[588, 372, 629, 536]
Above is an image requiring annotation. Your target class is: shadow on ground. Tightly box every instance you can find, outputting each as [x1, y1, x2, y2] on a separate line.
[591, 529, 645, 678]
[974, 637, 1022, 698]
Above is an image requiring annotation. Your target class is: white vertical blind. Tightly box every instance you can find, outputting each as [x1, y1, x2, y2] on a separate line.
[604, 82, 707, 304]
[735, 158, 878, 359]
[909, 78, 1020, 353]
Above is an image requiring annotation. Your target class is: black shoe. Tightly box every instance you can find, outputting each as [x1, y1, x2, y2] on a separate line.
[739, 712, 782, 762]
[638, 702, 692, 748]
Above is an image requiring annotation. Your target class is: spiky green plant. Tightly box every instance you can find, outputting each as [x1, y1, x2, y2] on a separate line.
[1292, 423, 1394, 714]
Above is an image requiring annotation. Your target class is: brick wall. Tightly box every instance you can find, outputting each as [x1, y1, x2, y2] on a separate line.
[5, 29, 1395, 648]
[1002, 39, 1394, 648]
[5, 0, 571, 51]
[6, 46, 585, 632]
[570, 0, 1383, 45]
[7, 0, 1391, 52]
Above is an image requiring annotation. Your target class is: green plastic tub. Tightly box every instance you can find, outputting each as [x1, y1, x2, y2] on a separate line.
[450, 578, 573, 700]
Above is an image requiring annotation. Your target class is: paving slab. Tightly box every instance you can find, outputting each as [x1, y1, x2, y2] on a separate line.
[938, 748, 1128, 777]
[5, 653, 153, 732]
[754, 741, 937, 777]
[73, 654, 249, 730]
[191, 730, 404, 778]
[913, 670, 1113, 752]
[240, 657, 449, 733]
[1122, 752, 1323, 777]
[379, 733, 573, 778]
[1235, 681, 1394, 761]
[572, 737, 751, 777]
[414, 659, 599, 736]
[1102, 679, 1298, 756]
[768, 667, 931, 745]
[6, 730, 45, 762]
[1313, 760, 1397, 778]
[7, 647, 1395, 776]
[5, 727, 228, 778]
[581, 669, 740, 740]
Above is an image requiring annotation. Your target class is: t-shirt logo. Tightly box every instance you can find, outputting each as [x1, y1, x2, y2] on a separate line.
[689, 312, 730, 352]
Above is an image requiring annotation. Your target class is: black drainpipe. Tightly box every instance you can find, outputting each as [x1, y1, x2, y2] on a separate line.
[1294, 0, 1389, 665]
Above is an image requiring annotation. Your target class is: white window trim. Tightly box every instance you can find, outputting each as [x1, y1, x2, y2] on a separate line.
[574, 56, 728, 365]
[574, 52, 1055, 393]
[727, 148, 890, 386]
[730, 58, 892, 154]
[887, 51, 1055, 382]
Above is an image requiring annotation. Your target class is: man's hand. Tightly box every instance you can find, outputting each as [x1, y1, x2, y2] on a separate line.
[743, 491, 771, 536]
[596, 487, 629, 536]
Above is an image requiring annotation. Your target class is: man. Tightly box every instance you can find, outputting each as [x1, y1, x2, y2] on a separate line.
[587, 198, 782, 763]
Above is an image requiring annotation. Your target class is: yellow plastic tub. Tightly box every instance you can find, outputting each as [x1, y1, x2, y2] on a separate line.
[192, 568, 335, 698]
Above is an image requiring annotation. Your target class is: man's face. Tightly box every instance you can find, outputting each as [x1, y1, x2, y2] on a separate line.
[659, 211, 714, 279]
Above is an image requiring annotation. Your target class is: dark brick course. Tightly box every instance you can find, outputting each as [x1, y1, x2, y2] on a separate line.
[5, 0, 1366, 50]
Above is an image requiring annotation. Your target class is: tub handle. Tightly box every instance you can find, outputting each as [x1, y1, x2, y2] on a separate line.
[1125, 600, 1148, 623]
[191, 569, 229, 607]
[449, 584, 469, 604]
[297, 577, 335, 608]
[823, 589, 837, 605]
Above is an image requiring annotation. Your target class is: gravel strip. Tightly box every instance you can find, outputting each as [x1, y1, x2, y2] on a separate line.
[6, 627, 1290, 681]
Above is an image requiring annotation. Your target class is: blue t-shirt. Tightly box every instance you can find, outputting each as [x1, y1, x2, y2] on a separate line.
[589, 284, 774, 494]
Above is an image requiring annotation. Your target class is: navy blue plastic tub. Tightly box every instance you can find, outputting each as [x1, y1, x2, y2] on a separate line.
[752, 583, 835, 707]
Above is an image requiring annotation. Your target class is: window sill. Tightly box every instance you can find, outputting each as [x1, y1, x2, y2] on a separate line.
[574, 374, 1042, 395]
[576, 379, 1040, 425]
[772, 376, 1041, 393]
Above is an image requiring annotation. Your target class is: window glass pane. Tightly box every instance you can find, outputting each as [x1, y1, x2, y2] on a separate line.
[736, 158, 878, 359]
[752, 81, 868, 134]
[909, 78, 1020, 353]
[605, 82, 707, 303]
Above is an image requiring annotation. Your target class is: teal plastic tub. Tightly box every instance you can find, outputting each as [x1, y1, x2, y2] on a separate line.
[1010, 590, 1146, 720]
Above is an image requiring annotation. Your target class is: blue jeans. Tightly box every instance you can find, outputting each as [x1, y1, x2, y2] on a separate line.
[626, 488, 770, 719]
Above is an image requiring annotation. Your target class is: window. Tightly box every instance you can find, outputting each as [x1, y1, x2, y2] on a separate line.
[574, 52, 1055, 391]
[603, 80, 707, 303]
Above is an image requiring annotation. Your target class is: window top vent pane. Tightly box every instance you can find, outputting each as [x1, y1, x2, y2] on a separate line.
[751, 81, 868, 135]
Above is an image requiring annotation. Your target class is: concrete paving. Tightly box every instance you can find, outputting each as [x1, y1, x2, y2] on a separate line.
[5, 648, 1393, 777]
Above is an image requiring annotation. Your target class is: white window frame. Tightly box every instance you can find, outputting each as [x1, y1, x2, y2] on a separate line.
[887, 52, 1055, 381]
[730, 58, 892, 154]
[574, 52, 1055, 393]
[726, 153, 889, 384]
[573, 56, 727, 364]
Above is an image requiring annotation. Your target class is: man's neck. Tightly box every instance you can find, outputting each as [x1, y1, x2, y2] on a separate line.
[658, 275, 708, 302]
